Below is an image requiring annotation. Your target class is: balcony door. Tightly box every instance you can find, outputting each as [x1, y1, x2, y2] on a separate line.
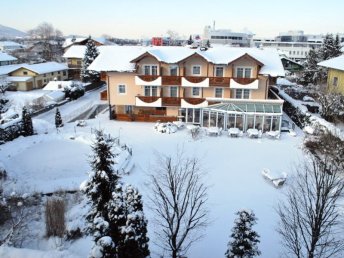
[143, 65, 158, 76]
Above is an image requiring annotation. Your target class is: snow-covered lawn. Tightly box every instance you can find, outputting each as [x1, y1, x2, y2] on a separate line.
[0, 112, 304, 258]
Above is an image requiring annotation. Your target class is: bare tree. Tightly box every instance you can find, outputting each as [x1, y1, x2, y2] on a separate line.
[276, 154, 344, 258]
[316, 91, 344, 122]
[149, 151, 208, 258]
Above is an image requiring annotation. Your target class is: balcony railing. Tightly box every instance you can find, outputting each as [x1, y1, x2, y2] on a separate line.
[162, 97, 181, 106]
[161, 76, 182, 86]
[184, 76, 208, 83]
[232, 77, 257, 85]
[137, 96, 160, 103]
[209, 77, 230, 87]
[137, 75, 159, 82]
[183, 98, 206, 105]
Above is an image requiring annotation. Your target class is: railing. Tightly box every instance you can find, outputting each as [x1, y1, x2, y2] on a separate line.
[184, 76, 208, 83]
[138, 109, 166, 116]
[161, 76, 182, 85]
[100, 90, 107, 100]
[162, 97, 181, 106]
[209, 77, 231, 87]
[232, 77, 257, 85]
[67, 64, 81, 69]
[137, 75, 159, 82]
[183, 98, 206, 105]
[137, 96, 160, 103]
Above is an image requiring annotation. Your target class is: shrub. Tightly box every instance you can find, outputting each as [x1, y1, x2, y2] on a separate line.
[45, 197, 66, 237]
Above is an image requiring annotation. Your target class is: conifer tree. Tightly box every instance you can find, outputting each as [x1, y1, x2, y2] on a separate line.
[206, 39, 211, 48]
[21, 106, 33, 136]
[83, 130, 120, 257]
[55, 108, 63, 129]
[187, 35, 194, 45]
[334, 34, 342, 57]
[81, 37, 100, 83]
[119, 185, 150, 258]
[225, 209, 261, 258]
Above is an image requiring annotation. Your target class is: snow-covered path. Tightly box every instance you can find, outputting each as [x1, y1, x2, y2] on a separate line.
[35, 86, 107, 124]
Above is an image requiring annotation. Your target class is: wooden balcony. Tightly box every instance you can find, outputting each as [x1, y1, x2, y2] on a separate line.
[137, 96, 160, 103]
[183, 98, 206, 105]
[161, 76, 182, 86]
[184, 76, 208, 83]
[232, 77, 257, 85]
[162, 97, 181, 106]
[209, 77, 231, 87]
[137, 75, 160, 82]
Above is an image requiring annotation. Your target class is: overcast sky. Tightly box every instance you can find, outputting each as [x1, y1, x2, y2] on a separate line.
[2, 0, 344, 39]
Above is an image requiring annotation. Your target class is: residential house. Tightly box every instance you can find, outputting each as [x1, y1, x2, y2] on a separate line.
[0, 62, 68, 91]
[0, 41, 25, 52]
[62, 37, 109, 53]
[0, 52, 17, 66]
[318, 55, 344, 93]
[89, 46, 285, 133]
[280, 56, 303, 74]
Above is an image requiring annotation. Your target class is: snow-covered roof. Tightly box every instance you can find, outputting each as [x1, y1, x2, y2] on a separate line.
[43, 81, 74, 91]
[0, 52, 17, 62]
[318, 55, 344, 71]
[89, 46, 285, 77]
[0, 62, 68, 75]
[0, 41, 23, 47]
[6, 76, 32, 82]
[276, 78, 296, 86]
[19, 62, 68, 74]
[88, 46, 146, 72]
[0, 63, 23, 75]
[62, 37, 112, 49]
[63, 45, 86, 58]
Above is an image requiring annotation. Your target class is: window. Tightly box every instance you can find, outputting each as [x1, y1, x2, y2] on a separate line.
[125, 105, 133, 114]
[43, 74, 46, 77]
[235, 89, 250, 99]
[51, 72, 54, 75]
[192, 87, 200, 96]
[215, 88, 223, 98]
[333, 77, 338, 87]
[143, 65, 158, 75]
[58, 71, 61, 74]
[192, 66, 201, 75]
[144, 86, 158, 96]
[215, 66, 224, 77]
[170, 65, 178, 76]
[63, 71, 66, 76]
[170, 86, 178, 97]
[23, 71, 28, 75]
[77, 61, 81, 65]
[118, 84, 126, 94]
[236, 67, 252, 78]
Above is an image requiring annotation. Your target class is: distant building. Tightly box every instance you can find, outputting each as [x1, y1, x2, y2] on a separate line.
[0, 62, 68, 91]
[62, 36, 110, 52]
[203, 24, 253, 47]
[0, 52, 17, 66]
[0, 41, 25, 52]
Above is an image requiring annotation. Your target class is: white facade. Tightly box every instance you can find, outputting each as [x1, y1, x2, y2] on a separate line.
[203, 25, 253, 47]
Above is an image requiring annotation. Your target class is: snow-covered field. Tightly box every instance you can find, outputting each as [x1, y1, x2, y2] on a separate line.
[0, 109, 304, 258]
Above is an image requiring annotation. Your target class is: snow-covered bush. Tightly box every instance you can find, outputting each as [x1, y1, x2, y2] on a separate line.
[317, 92, 344, 123]
[64, 81, 85, 100]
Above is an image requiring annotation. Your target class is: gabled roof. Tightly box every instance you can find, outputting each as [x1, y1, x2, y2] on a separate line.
[89, 46, 285, 77]
[0, 52, 17, 62]
[318, 55, 344, 72]
[62, 37, 112, 49]
[0, 62, 68, 75]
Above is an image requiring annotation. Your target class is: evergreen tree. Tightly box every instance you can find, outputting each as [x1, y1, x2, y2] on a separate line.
[83, 130, 120, 257]
[55, 108, 63, 128]
[321, 34, 337, 61]
[298, 48, 323, 86]
[206, 39, 211, 48]
[81, 37, 100, 83]
[187, 35, 194, 45]
[119, 185, 150, 258]
[225, 209, 261, 258]
[21, 106, 33, 136]
[334, 34, 342, 57]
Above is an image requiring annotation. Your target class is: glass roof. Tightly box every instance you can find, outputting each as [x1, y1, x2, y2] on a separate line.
[204, 102, 282, 114]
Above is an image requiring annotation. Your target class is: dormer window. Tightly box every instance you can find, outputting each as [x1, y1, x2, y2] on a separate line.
[23, 71, 28, 75]
[192, 66, 201, 76]
[170, 65, 178, 76]
[236, 67, 252, 78]
[143, 65, 158, 76]
[215, 66, 224, 77]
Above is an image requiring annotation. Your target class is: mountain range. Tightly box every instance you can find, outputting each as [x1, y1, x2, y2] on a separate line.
[0, 24, 27, 38]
